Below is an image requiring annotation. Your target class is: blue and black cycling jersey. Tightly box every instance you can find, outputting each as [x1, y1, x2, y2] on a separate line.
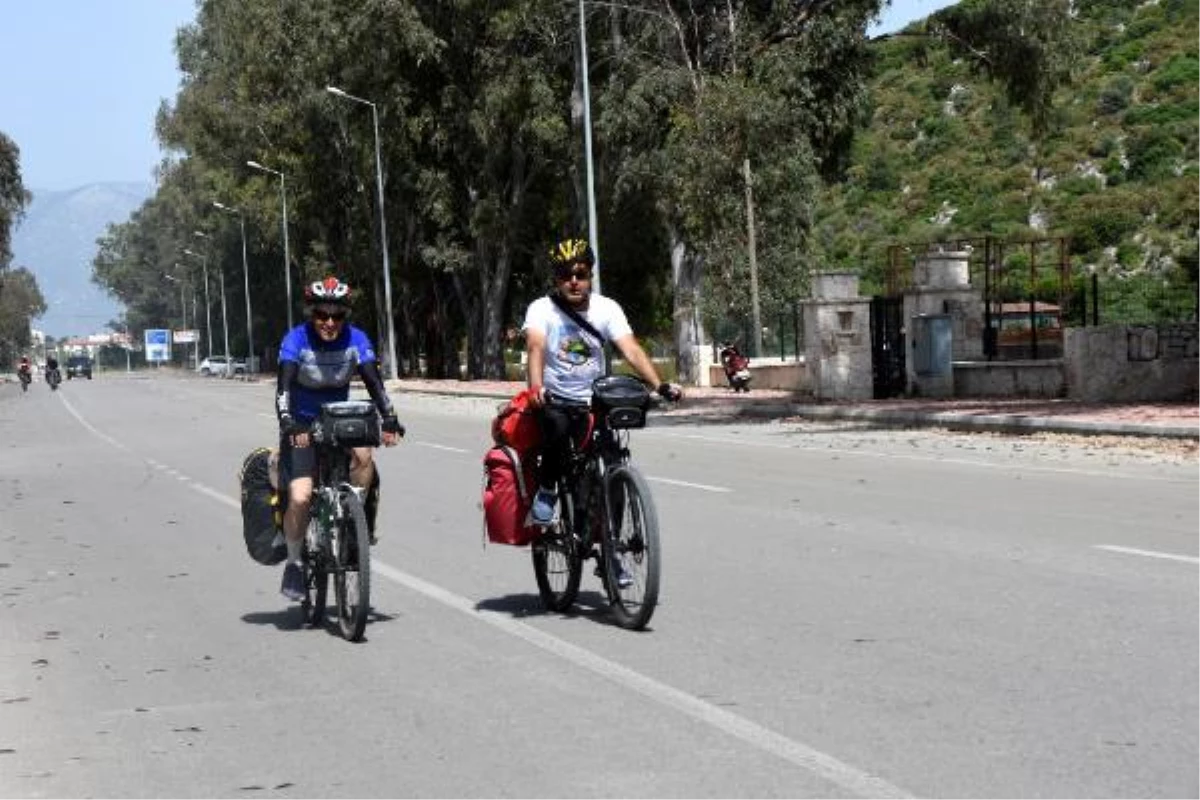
[275, 323, 394, 426]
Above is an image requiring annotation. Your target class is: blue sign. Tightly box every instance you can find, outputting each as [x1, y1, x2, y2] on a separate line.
[144, 329, 172, 362]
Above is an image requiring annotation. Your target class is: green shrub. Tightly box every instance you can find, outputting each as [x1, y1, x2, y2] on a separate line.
[1124, 100, 1200, 126]
[1152, 55, 1200, 92]
[1103, 39, 1145, 70]
[1096, 76, 1134, 115]
[1126, 127, 1185, 179]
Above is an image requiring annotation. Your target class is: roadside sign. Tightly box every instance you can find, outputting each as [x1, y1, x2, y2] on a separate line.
[173, 329, 199, 344]
[144, 329, 171, 362]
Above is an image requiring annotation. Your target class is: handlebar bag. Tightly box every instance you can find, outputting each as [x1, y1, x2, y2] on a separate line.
[317, 400, 381, 448]
[591, 375, 650, 429]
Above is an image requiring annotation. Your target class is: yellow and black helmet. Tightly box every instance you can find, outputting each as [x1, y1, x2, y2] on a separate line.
[548, 238, 595, 269]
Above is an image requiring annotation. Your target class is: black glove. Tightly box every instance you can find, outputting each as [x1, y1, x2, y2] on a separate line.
[656, 382, 682, 402]
[381, 414, 405, 437]
[279, 414, 303, 438]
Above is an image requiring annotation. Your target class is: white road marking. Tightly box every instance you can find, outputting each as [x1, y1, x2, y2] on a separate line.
[371, 561, 912, 799]
[1094, 545, 1199, 565]
[61, 395, 912, 799]
[647, 475, 732, 493]
[414, 441, 470, 454]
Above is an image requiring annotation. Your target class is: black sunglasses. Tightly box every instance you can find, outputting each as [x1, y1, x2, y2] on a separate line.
[312, 309, 348, 322]
[554, 266, 592, 282]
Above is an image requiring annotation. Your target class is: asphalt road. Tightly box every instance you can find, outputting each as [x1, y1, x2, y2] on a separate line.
[1, 373, 1196, 798]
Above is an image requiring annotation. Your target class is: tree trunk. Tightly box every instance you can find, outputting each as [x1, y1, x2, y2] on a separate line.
[667, 221, 705, 385]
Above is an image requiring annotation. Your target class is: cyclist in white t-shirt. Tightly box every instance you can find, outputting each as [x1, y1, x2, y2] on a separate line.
[522, 238, 682, 529]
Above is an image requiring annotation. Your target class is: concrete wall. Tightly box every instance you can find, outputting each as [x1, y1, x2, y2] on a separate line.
[953, 360, 1066, 398]
[1064, 323, 1199, 402]
[709, 359, 809, 392]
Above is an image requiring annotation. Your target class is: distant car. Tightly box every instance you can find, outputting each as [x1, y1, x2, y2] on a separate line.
[197, 356, 247, 376]
[66, 355, 93, 380]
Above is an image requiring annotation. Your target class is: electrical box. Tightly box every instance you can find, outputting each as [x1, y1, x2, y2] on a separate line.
[912, 314, 952, 377]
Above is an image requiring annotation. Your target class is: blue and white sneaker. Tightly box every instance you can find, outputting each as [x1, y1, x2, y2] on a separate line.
[612, 558, 634, 590]
[280, 562, 305, 602]
[529, 488, 558, 526]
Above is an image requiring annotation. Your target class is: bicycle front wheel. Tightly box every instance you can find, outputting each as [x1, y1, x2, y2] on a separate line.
[333, 490, 371, 641]
[601, 465, 661, 630]
[302, 545, 328, 628]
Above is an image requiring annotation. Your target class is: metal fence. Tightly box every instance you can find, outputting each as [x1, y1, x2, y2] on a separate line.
[1065, 272, 1199, 326]
[709, 303, 805, 362]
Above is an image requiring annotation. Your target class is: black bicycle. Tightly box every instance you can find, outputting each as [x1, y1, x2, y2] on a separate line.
[299, 401, 379, 642]
[532, 376, 663, 630]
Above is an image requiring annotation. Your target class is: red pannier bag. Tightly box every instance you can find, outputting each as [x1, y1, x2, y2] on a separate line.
[491, 388, 542, 452]
[482, 445, 540, 546]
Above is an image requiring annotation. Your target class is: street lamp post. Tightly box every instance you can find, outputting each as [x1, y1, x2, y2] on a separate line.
[326, 85, 399, 381]
[184, 241, 213, 359]
[247, 160, 294, 329]
[577, 0, 602, 294]
[213, 202, 255, 374]
[164, 271, 187, 367]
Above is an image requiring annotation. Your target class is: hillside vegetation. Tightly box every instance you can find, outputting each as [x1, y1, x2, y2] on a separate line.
[812, 0, 1197, 322]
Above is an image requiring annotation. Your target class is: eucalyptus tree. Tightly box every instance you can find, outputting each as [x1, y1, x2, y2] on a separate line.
[0, 132, 30, 271]
[411, 0, 575, 378]
[0, 132, 38, 361]
[594, 0, 884, 379]
[0, 267, 45, 363]
[156, 0, 442, 366]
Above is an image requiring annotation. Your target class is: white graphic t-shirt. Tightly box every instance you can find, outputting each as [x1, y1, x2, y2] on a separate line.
[522, 294, 633, 402]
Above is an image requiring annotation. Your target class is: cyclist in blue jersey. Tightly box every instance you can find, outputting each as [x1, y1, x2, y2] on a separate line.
[275, 276, 404, 601]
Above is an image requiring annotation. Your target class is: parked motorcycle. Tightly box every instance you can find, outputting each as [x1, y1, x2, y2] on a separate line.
[718, 341, 752, 392]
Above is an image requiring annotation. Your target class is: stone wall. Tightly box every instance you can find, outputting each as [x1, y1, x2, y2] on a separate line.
[953, 360, 1066, 398]
[1063, 323, 1199, 402]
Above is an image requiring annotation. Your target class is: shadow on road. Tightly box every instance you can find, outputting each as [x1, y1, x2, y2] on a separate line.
[240, 606, 397, 634]
[241, 608, 307, 631]
[475, 591, 628, 628]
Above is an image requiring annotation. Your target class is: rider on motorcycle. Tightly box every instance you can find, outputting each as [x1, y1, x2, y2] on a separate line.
[45, 356, 60, 384]
[17, 357, 31, 386]
[274, 275, 404, 602]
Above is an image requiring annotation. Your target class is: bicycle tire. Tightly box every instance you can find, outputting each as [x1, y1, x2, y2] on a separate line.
[600, 464, 661, 630]
[302, 550, 328, 627]
[333, 490, 371, 641]
[532, 490, 582, 612]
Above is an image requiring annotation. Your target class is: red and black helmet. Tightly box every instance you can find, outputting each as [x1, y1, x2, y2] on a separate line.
[304, 276, 351, 306]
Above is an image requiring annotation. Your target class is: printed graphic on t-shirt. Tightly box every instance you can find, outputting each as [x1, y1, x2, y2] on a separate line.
[557, 329, 597, 369]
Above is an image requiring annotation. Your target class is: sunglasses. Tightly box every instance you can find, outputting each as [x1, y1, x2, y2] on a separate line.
[312, 309, 348, 323]
[554, 266, 592, 282]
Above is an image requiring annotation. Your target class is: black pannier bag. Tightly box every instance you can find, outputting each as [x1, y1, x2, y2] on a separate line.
[315, 400, 381, 448]
[239, 447, 287, 566]
[591, 375, 651, 429]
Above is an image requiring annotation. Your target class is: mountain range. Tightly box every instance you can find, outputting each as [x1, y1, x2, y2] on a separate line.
[13, 182, 152, 338]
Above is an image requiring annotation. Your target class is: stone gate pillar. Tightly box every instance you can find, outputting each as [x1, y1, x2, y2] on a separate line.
[802, 272, 873, 401]
[903, 248, 985, 396]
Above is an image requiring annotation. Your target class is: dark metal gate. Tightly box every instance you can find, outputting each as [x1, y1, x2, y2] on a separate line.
[871, 296, 905, 398]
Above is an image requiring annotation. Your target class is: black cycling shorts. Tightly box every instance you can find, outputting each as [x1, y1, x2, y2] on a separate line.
[279, 431, 316, 488]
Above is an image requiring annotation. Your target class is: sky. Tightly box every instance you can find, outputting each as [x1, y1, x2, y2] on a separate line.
[0, 0, 957, 193]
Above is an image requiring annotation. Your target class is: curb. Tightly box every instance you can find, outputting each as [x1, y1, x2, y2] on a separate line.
[773, 404, 1199, 440]
[393, 385, 1198, 441]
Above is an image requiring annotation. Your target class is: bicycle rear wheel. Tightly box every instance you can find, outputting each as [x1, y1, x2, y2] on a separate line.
[600, 465, 661, 630]
[532, 490, 582, 612]
[333, 490, 371, 641]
